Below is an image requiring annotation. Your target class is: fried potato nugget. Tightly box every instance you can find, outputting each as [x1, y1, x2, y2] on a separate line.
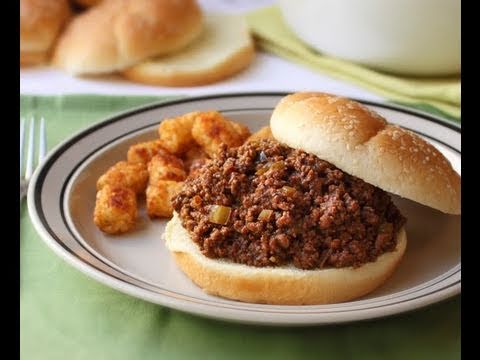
[97, 161, 148, 194]
[94, 185, 137, 234]
[148, 153, 187, 185]
[146, 181, 184, 218]
[94, 109, 254, 233]
[181, 144, 208, 172]
[158, 112, 197, 154]
[191, 111, 251, 157]
[246, 126, 274, 143]
[231, 121, 251, 140]
[127, 139, 167, 164]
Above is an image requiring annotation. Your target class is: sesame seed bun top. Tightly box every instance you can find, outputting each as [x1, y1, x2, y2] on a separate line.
[270, 92, 461, 214]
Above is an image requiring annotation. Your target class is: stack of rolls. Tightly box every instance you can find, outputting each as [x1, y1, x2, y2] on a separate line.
[20, 0, 71, 65]
[20, 0, 256, 86]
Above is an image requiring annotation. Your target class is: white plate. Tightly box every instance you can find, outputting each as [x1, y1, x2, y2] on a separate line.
[28, 93, 461, 326]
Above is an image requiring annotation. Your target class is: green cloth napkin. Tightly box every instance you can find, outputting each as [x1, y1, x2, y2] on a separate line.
[246, 6, 461, 120]
[20, 95, 460, 360]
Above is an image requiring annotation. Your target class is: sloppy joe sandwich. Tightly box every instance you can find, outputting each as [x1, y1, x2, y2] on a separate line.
[165, 92, 461, 305]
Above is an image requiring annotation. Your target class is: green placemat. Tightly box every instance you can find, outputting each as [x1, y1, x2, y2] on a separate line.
[246, 6, 461, 120]
[20, 95, 460, 360]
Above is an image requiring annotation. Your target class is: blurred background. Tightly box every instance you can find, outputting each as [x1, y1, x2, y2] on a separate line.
[20, 0, 460, 119]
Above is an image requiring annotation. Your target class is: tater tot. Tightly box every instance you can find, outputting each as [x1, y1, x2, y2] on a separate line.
[191, 111, 251, 157]
[181, 144, 208, 172]
[148, 153, 187, 185]
[231, 121, 251, 140]
[94, 185, 137, 234]
[146, 181, 184, 218]
[97, 161, 148, 194]
[127, 139, 168, 164]
[246, 126, 274, 143]
[158, 112, 197, 154]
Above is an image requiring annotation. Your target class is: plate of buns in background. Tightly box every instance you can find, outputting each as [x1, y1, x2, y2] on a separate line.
[20, 0, 256, 86]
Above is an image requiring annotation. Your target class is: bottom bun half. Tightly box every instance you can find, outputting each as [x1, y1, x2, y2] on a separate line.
[165, 213, 407, 305]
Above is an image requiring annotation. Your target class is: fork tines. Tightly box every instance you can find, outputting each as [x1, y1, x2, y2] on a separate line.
[20, 116, 46, 182]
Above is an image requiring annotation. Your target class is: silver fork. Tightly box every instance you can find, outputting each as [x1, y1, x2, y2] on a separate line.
[20, 116, 46, 201]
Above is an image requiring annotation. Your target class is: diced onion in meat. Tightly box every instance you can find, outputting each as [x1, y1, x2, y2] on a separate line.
[256, 166, 267, 175]
[208, 205, 232, 225]
[258, 209, 273, 221]
[256, 161, 285, 175]
[270, 161, 285, 171]
[282, 186, 296, 196]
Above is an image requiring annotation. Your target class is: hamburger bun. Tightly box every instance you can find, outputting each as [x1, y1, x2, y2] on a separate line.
[122, 14, 255, 86]
[20, 51, 49, 66]
[166, 213, 407, 305]
[20, 0, 71, 66]
[72, 0, 101, 7]
[271, 92, 461, 214]
[52, 0, 203, 75]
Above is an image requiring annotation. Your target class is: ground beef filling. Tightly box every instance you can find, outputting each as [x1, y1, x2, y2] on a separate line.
[172, 140, 406, 270]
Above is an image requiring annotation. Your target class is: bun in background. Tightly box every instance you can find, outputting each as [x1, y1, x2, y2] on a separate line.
[123, 14, 255, 86]
[53, 0, 203, 75]
[72, 0, 101, 7]
[20, 0, 71, 65]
